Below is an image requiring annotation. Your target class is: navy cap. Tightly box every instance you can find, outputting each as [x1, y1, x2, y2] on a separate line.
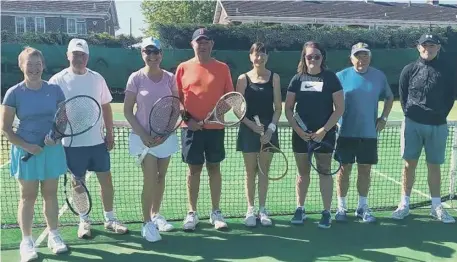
[192, 28, 212, 41]
[418, 33, 441, 45]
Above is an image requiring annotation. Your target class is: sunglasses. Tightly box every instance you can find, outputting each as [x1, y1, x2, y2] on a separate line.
[305, 54, 322, 61]
[142, 48, 161, 55]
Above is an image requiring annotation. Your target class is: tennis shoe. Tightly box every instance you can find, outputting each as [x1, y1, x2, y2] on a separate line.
[210, 210, 228, 230]
[78, 220, 92, 239]
[431, 205, 455, 224]
[291, 207, 307, 224]
[47, 233, 68, 254]
[244, 207, 257, 227]
[105, 219, 129, 234]
[183, 211, 199, 231]
[259, 209, 272, 226]
[20, 238, 38, 262]
[355, 205, 376, 223]
[335, 208, 348, 222]
[318, 210, 332, 229]
[392, 204, 410, 220]
[152, 214, 174, 232]
[142, 221, 162, 242]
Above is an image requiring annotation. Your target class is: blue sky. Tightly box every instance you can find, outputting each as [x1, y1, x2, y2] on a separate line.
[114, 0, 457, 37]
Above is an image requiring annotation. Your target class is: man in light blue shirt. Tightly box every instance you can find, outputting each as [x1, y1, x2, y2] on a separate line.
[334, 42, 394, 223]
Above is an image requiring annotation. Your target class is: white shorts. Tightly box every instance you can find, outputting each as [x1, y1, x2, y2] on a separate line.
[128, 132, 179, 159]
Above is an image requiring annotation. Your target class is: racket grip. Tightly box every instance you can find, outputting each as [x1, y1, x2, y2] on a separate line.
[21, 152, 33, 162]
[253, 115, 265, 136]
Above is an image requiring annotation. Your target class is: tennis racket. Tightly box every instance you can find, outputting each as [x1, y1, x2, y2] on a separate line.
[136, 95, 184, 166]
[253, 115, 288, 181]
[21, 95, 101, 162]
[293, 112, 342, 176]
[198, 91, 247, 126]
[63, 172, 92, 217]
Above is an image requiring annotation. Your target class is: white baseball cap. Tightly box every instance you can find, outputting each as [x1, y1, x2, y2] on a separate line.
[68, 38, 89, 55]
[140, 37, 161, 50]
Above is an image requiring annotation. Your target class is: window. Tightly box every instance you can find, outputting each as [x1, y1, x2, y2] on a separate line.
[15, 17, 25, 34]
[67, 18, 86, 35]
[36, 17, 45, 33]
[15, 16, 45, 34]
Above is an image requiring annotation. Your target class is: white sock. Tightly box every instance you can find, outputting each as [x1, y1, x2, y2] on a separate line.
[338, 197, 347, 210]
[22, 235, 33, 243]
[358, 196, 367, 208]
[104, 211, 115, 222]
[259, 206, 265, 213]
[431, 197, 441, 208]
[401, 195, 410, 207]
[49, 229, 59, 237]
[80, 214, 89, 222]
[297, 206, 304, 210]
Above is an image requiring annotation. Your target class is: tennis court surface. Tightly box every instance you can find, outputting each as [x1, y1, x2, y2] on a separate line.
[1, 103, 457, 261]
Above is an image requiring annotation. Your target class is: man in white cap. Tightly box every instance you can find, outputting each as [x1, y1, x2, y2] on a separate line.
[49, 38, 129, 238]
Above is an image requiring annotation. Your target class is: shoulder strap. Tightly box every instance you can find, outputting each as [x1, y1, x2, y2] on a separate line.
[269, 71, 274, 83]
[244, 73, 251, 85]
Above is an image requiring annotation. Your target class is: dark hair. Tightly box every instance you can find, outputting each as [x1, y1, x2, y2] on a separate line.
[249, 42, 267, 55]
[297, 41, 327, 75]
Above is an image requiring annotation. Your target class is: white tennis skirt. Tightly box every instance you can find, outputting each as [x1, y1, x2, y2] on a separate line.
[128, 132, 179, 159]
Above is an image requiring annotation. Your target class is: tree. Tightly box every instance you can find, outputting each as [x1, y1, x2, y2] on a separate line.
[141, 0, 216, 36]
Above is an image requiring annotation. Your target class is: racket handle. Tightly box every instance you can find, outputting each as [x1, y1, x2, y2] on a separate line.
[293, 113, 308, 132]
[21, 152, 33, 162]
[253, 115, 265, 135]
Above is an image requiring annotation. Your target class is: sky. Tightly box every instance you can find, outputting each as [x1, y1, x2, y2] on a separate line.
[114, 0, 457, 37]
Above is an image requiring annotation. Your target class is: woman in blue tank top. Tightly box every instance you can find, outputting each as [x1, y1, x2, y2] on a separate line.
[235, 42, 282, 227]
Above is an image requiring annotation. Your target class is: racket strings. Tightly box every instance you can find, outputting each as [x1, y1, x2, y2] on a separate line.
[259, 146, 288, 180]
[149, 96, 183, 135]
[55, 97, 101, 136]
[215, 93, 246, 124]
[70, 185, 90, 214]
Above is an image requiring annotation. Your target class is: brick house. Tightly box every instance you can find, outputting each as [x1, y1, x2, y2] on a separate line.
[213, 0, 457, 29]
[1, 0, 119, 36]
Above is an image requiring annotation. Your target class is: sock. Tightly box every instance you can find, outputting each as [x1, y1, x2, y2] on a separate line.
[338, 197, 347, 210]
[401, 195, 410, 207]
[22, 235, 33, 243]
[297, 205, 304, 210]
[104, 211, 115, 222]
[358, 196, 367, 209]
[49, 229, 59, 237]
[431, 197, 441, 208]
[80, 214, 89, 222]
[259, 206, 265, 213]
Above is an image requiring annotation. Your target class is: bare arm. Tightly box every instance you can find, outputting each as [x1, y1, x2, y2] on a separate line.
[323, 90, 345, 131]
[270, 73, 282, 126]
[102, 103, 113, 135]
[381, 96, 394, 119]
[0, 105, 29, 148]
[236, 74, 257, 128]
[285, 92, 306, 135]
[123, 91, 148, 137]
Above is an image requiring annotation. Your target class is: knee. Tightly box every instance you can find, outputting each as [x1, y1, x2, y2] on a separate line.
[206, 163, 220, 175]
[404, 160, 418, 171]
[296, 173, 310, 183]
[41, 186, 58, 200]
[20, 189, 38, 203]
[188, 165, 203, 177]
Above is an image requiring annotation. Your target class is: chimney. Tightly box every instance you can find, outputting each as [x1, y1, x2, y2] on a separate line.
[427, 0, 439, 6]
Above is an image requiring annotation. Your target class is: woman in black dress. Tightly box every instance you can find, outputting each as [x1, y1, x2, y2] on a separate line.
[236, 42, 282, 227]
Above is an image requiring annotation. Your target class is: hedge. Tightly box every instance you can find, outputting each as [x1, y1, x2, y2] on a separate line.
[1, 31, 142, 48]
[154, 23, 457, 51]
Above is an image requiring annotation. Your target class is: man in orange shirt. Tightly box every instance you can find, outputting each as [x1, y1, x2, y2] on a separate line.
[175, 28, 234, 231]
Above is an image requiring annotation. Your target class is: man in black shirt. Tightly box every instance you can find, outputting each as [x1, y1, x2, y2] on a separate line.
[394, 33, 455, 223]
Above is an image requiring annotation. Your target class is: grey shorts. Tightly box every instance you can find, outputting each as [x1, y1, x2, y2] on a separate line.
[401, 117, 448, 164]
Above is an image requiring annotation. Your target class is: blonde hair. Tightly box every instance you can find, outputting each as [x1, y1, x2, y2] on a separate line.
[18, 46, 45, 70]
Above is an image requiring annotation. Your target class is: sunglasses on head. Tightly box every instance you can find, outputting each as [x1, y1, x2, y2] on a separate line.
[305, 54, 322, 61]
[142, 48, 161, 55]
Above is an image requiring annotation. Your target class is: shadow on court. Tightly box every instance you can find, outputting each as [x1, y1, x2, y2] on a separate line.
[1, 213, 456, 261]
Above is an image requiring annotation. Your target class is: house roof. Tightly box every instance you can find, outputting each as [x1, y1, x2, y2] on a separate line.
[1, 0, 119, 27]
[216, 0, 457, 24]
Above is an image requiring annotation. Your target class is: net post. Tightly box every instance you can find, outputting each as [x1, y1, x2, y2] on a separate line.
[449, 123, 457, 203]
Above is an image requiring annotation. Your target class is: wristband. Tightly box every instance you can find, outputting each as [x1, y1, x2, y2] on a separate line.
[268, 123, 277, 132]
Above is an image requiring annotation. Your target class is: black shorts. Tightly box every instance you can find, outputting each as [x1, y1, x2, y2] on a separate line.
[335, 137, 378, 165]
[181, 128, 225, 165]
[64, 143, 111, 178]
[236, 122, 280, 153]
[292, 130, 336, 154]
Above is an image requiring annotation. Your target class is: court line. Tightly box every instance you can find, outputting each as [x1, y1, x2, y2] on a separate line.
[372, 169, 457, 212]
[35, 172, 93, 247]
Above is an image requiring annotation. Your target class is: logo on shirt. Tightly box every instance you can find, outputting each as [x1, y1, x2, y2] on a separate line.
[300, 81, 323, 92]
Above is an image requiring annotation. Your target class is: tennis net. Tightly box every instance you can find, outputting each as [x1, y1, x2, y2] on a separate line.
[1, 120, 456, 228]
